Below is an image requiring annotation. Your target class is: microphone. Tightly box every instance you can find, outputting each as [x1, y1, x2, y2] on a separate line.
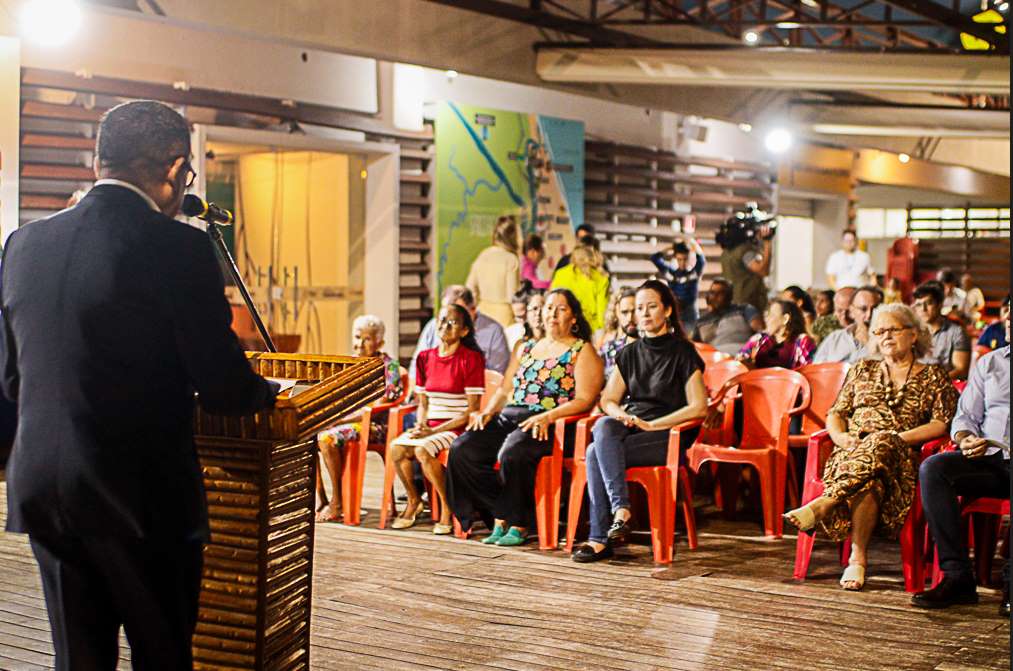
[181, 194, 234, 225]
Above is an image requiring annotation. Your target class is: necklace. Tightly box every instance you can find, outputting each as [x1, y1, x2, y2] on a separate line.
[883, 358, 914, 410]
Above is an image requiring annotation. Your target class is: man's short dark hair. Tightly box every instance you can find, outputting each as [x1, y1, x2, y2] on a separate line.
[96, 100, 190, 180]
[842, 229, 857, 239]
[912, 281, 944, 305]
[575, 224, 595, 236]
[710, 277, 733, 292]
[672, 242, 690, 256]
[937, 268, 957, 286]
[442, 284, 475, 308]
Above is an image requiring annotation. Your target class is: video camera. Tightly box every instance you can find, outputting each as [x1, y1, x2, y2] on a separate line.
[715, 202, 777, 250]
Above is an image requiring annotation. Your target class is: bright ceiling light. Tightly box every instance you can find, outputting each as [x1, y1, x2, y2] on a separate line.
[776, 22, 801, 29]
[801, 0, 820, 7]
[998, 1, 1009, 11]
[445, 69, 459, 79]
[764, 128, 793, 154]
[898, 153, 911, 163]
[743, 30, 760, 45]
[20, 0, 82, 47]
[738, 123, 753, 133]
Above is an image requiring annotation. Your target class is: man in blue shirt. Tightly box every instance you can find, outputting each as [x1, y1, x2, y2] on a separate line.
[975, 293, 1009, 354]
[914, 308, 1009, 616]
[650, 235, 705, 332]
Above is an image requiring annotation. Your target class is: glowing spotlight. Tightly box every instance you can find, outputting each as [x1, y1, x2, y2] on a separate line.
[445, 69, 459, 79]
[898, 153, 911, 164]
[998, 1, 1008, 11]
[20, 0, 82, 47]
[776, 22, 801, 29]
[743, 30, 761, 45]
[801, 0, 820, 6]
[738, 123, 753, 133]
[764, 128, 793, 154]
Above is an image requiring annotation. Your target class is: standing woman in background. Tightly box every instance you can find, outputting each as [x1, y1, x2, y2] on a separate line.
[551, 242, 610, 335]
[467, 215, 521, 328]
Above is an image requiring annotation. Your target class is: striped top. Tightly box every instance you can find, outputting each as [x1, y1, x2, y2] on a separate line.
[415, 346, 486, 423]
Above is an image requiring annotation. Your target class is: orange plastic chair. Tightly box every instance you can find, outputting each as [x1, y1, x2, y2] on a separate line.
[788, 363, 849, 450]
[334, 369, 409, 526]
[686, 368, 811, 538]
[565, 414, 701, 562]
[702, 359, 748, 445]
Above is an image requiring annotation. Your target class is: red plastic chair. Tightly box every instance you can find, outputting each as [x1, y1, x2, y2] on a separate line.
[788, 363, 849, 450]
[686, 368, 811, 538]
[565, 414, 701, 563]
[791, 430, 947, 593]
[702, 359, 748, 446]
[332, 369, 409, 526]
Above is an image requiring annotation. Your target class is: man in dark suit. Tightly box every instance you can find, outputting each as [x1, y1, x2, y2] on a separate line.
[1, 100, 278, 669]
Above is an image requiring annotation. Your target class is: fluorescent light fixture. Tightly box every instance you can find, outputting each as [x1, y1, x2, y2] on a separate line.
[445, 69, 459, 79]
[764, 128, 793, 154]
[898, 153, 911, 163]
[801, 0, 820, 7]
[738, 123, 753, 133]
[743, 31, 760, 45]
[20, 0, 82, 47]
[776, 22, 801, 29]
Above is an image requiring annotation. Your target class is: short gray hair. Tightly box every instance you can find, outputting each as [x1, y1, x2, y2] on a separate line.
[866, 303, 932, 359]
[352, 314, 385, 340]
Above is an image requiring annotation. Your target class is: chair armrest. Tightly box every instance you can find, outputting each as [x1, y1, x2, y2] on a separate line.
[802, 430, 832, 485]
[920, 437, 954, 462]
[666, 417, 705, 471]
[385, 403, 419, 445]
[572, 414, 605, 464]
[553, 413, 589, 460]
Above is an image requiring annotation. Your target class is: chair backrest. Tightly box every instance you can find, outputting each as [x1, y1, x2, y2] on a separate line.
[694, 341, 718, 357]
[703, 360, 748, 399]
[482, 369, 504, 407]
[797, 362, 849, 435]
[720, 368, 810, 450]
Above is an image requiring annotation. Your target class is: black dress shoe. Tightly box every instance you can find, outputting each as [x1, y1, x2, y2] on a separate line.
[607, 517, 632, 543]
[571, 542, 614, 563]
[911, 576, 979, 609]
[999, 584, 1010, 619]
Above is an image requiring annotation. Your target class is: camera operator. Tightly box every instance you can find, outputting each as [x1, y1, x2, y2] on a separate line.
[717, 207, 774, 314]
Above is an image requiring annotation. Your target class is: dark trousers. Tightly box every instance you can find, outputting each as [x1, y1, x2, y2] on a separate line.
[30, 534, 204, 670]
[919, 451, 1010, 581]
[447, 406, 569, 531]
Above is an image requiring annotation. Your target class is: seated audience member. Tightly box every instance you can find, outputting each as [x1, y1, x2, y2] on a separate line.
[550, 243, 610, 335]
[883, 277, 904, 305]
[573, 280, 707, 562]
[812, 287, 854, 345]
[649, 235, 705, 333]
[388, 305, 485, 533]
[521, 234, 551, 290]
[813, 285, 882, 364]
[959, 272, 985, 327]
[780, 285, 816, 334]
[975, 294, 1010, 356]
[446, 289, 604, 546]
[814, 289, 834, 320]
[914, 307, 1009, 615]
[936, 268, 966, 320]
[784, 304, 958, 591]
[738, 299, 815, 370]
[504, 288, 532, 350]
[598, 287, 638, 380]
[693, 277, 764, 355]
[316, 315, 403, 522]
[912, 281, 970, 379]
[411, 285, 510, 376]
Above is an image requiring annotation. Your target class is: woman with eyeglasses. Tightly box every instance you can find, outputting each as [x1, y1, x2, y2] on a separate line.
[784, 303, 958, 591]
[387, 304, 485, 534]
[446, 289, 604, 546]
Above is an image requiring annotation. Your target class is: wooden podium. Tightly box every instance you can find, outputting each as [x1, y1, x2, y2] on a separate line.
[191, 353, 385, 670]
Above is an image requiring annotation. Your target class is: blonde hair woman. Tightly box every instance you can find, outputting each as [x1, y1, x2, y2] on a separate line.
[784, 303, 958, 591]
[550, 242, 610, 334]
[466, 215, 520, 328]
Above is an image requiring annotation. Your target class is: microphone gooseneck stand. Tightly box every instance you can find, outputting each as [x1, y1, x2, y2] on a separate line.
[206, 221, 277, 353]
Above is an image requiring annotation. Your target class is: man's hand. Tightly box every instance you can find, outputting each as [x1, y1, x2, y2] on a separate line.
[958, 434, 988, 459]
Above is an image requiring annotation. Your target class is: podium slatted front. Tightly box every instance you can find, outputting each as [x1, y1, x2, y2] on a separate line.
[192, 353, 385, 670]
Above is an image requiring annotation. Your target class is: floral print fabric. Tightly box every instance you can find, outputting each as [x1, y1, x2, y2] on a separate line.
[509, 339, 585, 411]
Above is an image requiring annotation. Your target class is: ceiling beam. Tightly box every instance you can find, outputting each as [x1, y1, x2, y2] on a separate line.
[421, 0, 659, 46]
[879, 0, 1009, 52]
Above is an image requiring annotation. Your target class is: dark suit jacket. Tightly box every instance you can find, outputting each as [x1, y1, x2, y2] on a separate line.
[1, 184, 277, 540]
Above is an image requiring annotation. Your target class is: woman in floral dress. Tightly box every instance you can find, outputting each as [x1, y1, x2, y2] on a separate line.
[784, 304, 958, 590]
[446, 289, 604, 546]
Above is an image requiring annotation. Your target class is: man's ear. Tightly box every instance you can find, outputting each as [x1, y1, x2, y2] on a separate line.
[165, 156, 186, 184]
[92, 156, 101, 178]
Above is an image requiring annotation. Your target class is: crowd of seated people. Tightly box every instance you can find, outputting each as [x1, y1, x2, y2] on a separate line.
[319, 224, 1006, 612]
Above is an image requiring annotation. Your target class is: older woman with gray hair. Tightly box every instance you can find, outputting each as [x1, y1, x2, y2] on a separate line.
[784, 303, 958, 591]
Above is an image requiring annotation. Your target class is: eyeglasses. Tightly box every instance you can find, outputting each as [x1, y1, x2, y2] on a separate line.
[181, 160, 197, 189]
[438, 318, 463, 328]
[871, 326, 911, 337]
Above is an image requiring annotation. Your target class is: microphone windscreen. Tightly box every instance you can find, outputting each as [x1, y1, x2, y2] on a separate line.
[181, 194, 207, 218]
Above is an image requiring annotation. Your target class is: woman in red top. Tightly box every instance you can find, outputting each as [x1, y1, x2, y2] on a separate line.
[388, 304, 485, 533]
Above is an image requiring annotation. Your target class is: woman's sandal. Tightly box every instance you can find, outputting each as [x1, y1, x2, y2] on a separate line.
[315, 506, 341, 523]
[390, 500, 424, 530]
[432, 522, 454, 535]
[840, 563, 866, 591]
[782, 504, 818, 536]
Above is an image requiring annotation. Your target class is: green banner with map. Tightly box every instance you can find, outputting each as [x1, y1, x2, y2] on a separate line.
[434, 102, 585, 303]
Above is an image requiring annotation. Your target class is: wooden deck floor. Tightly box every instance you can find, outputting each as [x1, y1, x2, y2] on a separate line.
[0, 460, 1008, 670]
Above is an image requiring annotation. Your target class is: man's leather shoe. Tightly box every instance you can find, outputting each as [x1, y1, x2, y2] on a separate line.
[911, 576, 979, 609]
[999, 583, 1010, 619]
[572, 542, 614, 563]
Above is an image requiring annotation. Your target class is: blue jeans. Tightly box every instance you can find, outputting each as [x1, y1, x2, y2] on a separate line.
[584, 417, 698, 544]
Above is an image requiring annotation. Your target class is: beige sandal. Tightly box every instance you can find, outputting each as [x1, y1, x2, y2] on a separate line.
[783, 504, 817, 535]
[432, 523, 453, 535]
[840, 563, 866, 591]
[391, 500, 423, 530]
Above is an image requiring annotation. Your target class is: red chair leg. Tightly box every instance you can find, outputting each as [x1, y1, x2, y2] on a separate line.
[840, 539, 852, 567]
[758, 465, 781, 539]
[565, 465, 586, 552]
[341, 441, 364, 526]
[644, 472, 675, 564]
[792, 530, 817, 581]
[971, 513, 1000, 585]
[678, 466, 698, 550]
[899, 507, 925, 593]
